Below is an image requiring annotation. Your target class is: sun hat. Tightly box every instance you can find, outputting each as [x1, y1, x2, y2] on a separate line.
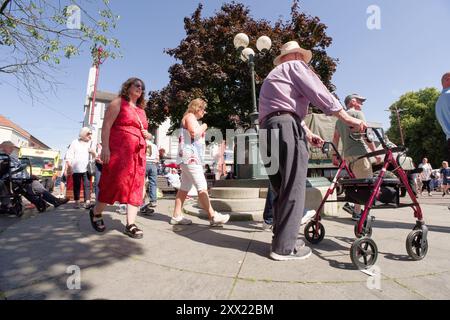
[273, 41, 312, 66]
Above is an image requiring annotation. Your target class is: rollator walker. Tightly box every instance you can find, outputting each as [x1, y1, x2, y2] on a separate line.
[304, 127, 429, 269]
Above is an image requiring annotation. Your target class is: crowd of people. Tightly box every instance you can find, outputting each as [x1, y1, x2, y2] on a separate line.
[1, 40, 449, 262]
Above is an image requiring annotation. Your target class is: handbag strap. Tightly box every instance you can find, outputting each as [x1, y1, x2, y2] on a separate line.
[130, 104, 146, 139]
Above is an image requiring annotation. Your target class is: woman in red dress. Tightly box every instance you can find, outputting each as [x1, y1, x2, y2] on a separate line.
[89, 78, 151, 239]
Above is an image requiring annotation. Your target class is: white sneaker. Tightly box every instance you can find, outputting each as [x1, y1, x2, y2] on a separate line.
[301, 209, 316, 225]
[262, 221, 273, 232]
[210, 212, 230, 226]
[428, 193, 433, 197]
[270, 246, 312, 261]
[116, 204, 127, 215]
[170, 216, 192, 225]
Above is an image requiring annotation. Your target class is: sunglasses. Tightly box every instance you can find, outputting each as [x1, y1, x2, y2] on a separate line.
[133, 83, 144, 90]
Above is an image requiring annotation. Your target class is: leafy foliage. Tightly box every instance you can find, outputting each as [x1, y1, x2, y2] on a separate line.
[386, 88, 445, 167]
[0, 0, 120, 99]
[146, 1, 338, 132]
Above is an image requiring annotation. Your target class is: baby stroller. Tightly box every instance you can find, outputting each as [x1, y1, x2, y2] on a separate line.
[303, 127, 428, 270]
[0, 153, 47, 216]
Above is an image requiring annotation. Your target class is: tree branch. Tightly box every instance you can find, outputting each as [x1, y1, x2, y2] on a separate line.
[0, 0, 12, 15]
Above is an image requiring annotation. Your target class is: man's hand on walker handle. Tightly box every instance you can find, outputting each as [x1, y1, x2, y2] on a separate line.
[307, 133, 325, 148]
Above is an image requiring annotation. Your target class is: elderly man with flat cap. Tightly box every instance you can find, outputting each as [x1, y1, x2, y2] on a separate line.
[259, 41, 367, 261]
[332, 94, 382, 220]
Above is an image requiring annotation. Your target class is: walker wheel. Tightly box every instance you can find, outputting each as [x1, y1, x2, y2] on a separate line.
[13, 202, 23, 217]
[36, 200, 47, 213]
[354, 220, 372, 238]
[350, 237, 378, 269]
[304, 221, 325, 244]
[406, 229, 428, 260]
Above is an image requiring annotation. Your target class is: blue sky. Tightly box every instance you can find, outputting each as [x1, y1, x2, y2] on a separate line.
[1, 0, 449, 154]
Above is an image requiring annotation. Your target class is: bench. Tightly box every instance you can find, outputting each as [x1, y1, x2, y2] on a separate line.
[157, 176, 177, 194]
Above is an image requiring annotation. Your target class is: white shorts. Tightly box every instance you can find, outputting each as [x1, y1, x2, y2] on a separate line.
[180, 164, 208, 192]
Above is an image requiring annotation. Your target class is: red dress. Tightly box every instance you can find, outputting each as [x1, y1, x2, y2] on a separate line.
[98, 98, 148, 206]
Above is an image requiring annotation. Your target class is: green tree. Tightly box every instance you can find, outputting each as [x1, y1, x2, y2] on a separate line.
[386, 88, 444, 167]
[0, 0, 120, 99]
[146, 1, 338, 132]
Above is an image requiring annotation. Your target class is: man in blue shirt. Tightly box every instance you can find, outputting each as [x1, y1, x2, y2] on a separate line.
[435, 72, 450, 160]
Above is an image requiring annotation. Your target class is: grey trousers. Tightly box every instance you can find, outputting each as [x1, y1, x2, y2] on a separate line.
[261, 114, 309, 255]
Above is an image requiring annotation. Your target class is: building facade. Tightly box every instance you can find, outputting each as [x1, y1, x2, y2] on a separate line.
[0, 114, 50, 150]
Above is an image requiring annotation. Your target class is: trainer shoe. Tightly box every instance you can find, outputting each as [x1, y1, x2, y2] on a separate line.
[149, 201, 157, 208]
[351, 211, 362, 221]
[296, 239, 306, 248]
[210, 211, 230, 226]
[170, 216, 192, 225]
[301, 209, 316, 225]
[116, 204, 127, 215]
[343, 202, 355, 215]
[262, 221, 273, 232]
[270, 246, 312, 261]
[54, 197, 69, 208]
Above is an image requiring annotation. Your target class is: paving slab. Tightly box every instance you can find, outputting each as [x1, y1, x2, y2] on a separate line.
[0, 195, 449, 300]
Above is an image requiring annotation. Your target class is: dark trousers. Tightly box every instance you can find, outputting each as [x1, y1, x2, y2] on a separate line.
[261, 114, 309, 255]
[421, 180, 431, 193]
[72, 172, 90, 201]
[28, 180, 59, 205]
[263, 182, 274, 225]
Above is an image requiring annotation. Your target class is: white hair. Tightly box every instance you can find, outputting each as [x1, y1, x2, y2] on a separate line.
[79, 127, 91, 139]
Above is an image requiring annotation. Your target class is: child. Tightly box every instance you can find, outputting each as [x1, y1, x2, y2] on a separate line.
[440, 161, 450, 196]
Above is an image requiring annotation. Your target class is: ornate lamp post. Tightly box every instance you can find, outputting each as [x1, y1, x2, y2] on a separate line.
[232, 33, 272, 180]
[233, 33, 272, 129]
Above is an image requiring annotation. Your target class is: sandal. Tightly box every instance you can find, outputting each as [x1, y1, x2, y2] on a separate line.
[89, 208, 106, 233]
[124, 224, 143, 239]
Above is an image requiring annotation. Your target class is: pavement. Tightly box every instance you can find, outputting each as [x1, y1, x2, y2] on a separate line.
[1, 191, 450, 300]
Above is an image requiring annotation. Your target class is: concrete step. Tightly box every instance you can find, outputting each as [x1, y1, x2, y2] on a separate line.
[183, 201, 263, 222]
[209, 197, 266, 212]
[259, 188, 268, 199]
[210, 187, 260, 199]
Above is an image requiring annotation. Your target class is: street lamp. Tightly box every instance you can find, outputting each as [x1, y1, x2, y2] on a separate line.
[386, 106, 405, 145]
[233, 33, 272, 129]
[232, 33, 271, 180]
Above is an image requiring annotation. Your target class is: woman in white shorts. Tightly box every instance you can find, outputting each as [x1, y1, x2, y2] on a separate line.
[170, 98, 230, 226]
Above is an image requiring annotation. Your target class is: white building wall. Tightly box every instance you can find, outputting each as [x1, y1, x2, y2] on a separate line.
[83, 101, 107, 146]
[0, 127, 28, 147]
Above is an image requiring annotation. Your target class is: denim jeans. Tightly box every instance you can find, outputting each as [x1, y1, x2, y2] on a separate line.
[146, 163, 158, 202]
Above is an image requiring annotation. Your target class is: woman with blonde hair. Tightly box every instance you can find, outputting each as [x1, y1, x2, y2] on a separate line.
[66, 127, 96, 209]
[170, 98, 230, 226]
[89, 77, 151, 239]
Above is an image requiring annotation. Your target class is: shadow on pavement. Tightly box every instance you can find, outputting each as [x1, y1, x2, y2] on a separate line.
[0, 207, 144, 299]
[326, 216, 450, 234]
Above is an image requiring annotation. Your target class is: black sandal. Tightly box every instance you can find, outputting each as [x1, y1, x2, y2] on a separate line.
[124, 224, 143, 239]
[89, 208, 106, 233]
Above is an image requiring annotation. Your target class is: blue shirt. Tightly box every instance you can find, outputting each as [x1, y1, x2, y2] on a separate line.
[435, 87, 450, 139]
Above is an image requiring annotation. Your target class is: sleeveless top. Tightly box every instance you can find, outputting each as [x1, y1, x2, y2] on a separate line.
[177, 117, 205, 165]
